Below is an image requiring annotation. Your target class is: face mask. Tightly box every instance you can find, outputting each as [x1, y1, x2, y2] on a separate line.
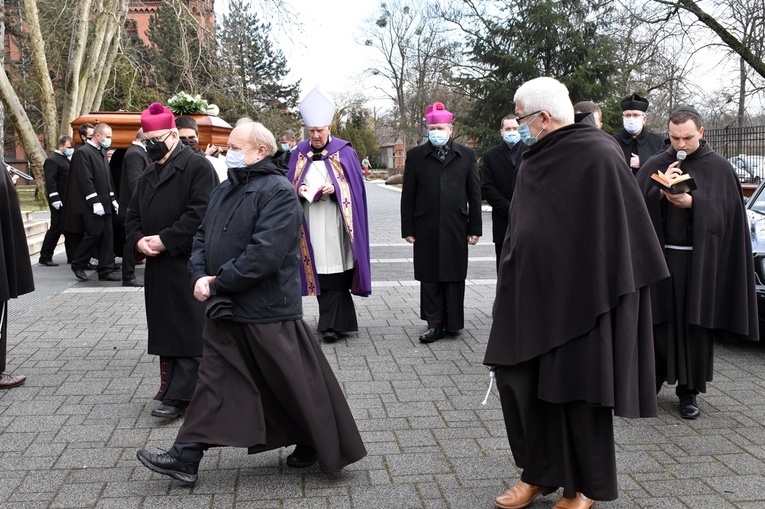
[280, 143, 290, 152]
[64, 148, 74, 158]
[146, 139, 171, 161]
[428, 130, 449, 147]
[623, 117, 643, 135]
[502, 131, 521, 145]
[100, 138, 112, 149]
[226, 148, 257, 168]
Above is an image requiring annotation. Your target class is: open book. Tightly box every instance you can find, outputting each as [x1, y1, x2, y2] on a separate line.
[300, 182, 324, 203]
[650, 170, 697, 194]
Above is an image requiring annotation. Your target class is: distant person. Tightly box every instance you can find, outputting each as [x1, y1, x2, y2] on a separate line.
[0, 165, 34, 389]
[77, 122, 94, 147]
[400, 101, 482, 343]
[117, 129, 150, 287]
[481, 114, 527, 269]
[573, 100, 602, 128]
[69, 123, 120, 282]
[135, 120, 366, 484]
[175, 115, 227, 182]
[286, 87, 372, 343]
[274, 129, 297, 168]
[636, 106, 758, 420]
[125, 103, 218, 420]
[361, 156, 371, 181]
[63, 122, 96, 266]
[39, 135, 75, 266]
[484, 77, 667, 509]
[613, 93, 664, 175]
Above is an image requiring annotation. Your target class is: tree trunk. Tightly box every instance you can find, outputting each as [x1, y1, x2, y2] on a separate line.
[60, 0, 94, 135]
[23, 0, 57, 152]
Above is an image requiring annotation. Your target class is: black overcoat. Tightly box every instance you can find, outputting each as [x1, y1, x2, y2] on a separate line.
[63, 143, 115, 233]
[480, 141, 526, 243]
[118, 143, 151, 218]
[401, 140, 482, 282]
[0, 168, 34, 301]
[125, 143, 218, 356]
[43, 152, 70, 204]
[636, 142, 759, 341]
[613, 128, 665, 174]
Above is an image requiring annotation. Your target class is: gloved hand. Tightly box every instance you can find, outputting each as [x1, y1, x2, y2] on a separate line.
[93, 203, 105, 216]
[112, 200, 119, 214]
[51, 201, 63, 210]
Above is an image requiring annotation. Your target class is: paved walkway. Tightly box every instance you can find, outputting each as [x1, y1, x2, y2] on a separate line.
[2, 181, 765, 508]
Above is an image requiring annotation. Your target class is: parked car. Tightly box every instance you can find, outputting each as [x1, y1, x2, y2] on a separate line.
[730, 155, 765, 184]
[744, 179, 765, 338]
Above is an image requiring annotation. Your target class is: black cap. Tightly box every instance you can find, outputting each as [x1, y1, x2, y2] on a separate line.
[671, 105, 700, 116]
[621, 93, 649, 112]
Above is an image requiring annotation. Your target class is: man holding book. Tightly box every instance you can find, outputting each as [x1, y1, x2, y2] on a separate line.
[635, 106, 758, 420]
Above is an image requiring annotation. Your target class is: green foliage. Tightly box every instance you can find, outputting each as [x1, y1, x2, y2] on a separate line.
[456, 0, 620, 155]
[337, 109, 381, 167]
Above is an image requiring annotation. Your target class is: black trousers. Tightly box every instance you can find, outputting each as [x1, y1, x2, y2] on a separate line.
[0, 301, 7, 372]
[496, 361, 618, 501]
[153, 355, 200, 406]
[420, 281, 465, 331]
[39, 205, 74, 263]
[113, 217, 136, 281]
[72, 213, 115, 275]
[316, 271, 358, 333]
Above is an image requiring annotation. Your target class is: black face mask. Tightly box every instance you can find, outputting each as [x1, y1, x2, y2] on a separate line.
[146, 139, 171, 161]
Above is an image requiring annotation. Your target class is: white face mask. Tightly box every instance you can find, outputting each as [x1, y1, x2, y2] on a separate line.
[623, 117, 644, 135]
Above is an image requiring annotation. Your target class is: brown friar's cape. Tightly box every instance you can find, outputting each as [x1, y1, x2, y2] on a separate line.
[484, 123, 669, 417]
[0, 168, 34, 301]
[636, 141, 758, 341]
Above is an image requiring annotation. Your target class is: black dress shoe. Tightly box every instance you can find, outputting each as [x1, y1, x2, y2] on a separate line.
[286, 445, 317, 468]
[73, 269, 89, 281]
[679, 394, 701, 419]
[122, 278, 144, 287]
[136, 449, 198, 483]
[39, 260, 59, 267]
[151, 403, 184, 419]
[322, 331, 339, 343]
[419, 327, 445, 343]
[98, 272, 121, 282]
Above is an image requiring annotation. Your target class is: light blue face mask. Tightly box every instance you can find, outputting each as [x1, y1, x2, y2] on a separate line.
[502, 131, 521, 145]
[517, 114, 541, 146]
[226, 150, 247, 168]
[64, 148, 74, 158]
[100, 138, 112, 149]
[428, 130, 449, 147]
[280, 143, 290, 152]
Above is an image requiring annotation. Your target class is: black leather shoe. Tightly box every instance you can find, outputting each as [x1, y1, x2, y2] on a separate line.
[73, 269, 89, 281]
[151, 403, 184, 419]
[122, 278, 144, 287]
[419, 327, 445, 343]
[98, 272, 121, 282]
[136, 449, 198, 483]
[322, 331, 339, 343]
[679, 394, 701, 419]
[286, 445, 317, 468]
[39, 260, 59, 267]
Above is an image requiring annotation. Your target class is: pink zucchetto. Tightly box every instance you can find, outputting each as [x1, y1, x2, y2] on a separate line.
[424, 102, 453, 124]
[141, 102, 176, 132]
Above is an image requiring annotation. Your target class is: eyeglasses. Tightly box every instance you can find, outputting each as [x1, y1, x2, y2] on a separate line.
[622, 113, 646, 119]
[515, 111, 541, 125]
[147, 131, 172, 145]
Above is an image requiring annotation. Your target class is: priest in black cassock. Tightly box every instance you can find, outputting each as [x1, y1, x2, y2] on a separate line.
[0, 166, 34, 389]
[39, 135, 74, 266]
[125, 103, 218, 420]
[635, 106, 758, 420]
[484, 77, 668, 509]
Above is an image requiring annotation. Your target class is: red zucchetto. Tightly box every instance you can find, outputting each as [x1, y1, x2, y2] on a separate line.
[141, 102, 176, 132]
[424, 102, 454, 124]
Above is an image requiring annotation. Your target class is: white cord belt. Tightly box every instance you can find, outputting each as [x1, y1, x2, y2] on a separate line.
[665, 244, 693, 251]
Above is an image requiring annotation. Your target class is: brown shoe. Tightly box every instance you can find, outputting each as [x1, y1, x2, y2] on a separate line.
[495, 480, 557, 509]
[553, 492, 596, 509]
[0, 372, 26, 389]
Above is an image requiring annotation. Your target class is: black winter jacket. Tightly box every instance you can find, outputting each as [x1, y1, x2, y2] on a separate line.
[189, 157, 304, 323]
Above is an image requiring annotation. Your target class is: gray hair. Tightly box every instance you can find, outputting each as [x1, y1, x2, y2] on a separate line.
[245, 121, 277, 157]
[514, 77, 574, 124]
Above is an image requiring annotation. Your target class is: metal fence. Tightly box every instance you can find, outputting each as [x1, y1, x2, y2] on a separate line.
[704, 126, 765, 183]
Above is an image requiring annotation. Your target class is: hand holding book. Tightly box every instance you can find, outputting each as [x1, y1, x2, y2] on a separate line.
[650, 161, 697, 195]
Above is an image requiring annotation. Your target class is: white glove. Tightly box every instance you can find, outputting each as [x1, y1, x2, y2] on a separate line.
[52, 201, 63, 210]
[93, 203, 105, 216]
[112, 200, 119, 214]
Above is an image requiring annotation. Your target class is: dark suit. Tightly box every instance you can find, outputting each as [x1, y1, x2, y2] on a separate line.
[480, 141, 527, 268]
[613, 128, 665, 175]
[401, 140, 482, 331]
[69, 142, 117, 275]
[39, 151, 74, 263]
[117, 142, 151, 281]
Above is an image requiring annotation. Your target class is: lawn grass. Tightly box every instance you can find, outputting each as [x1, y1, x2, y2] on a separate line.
[15, 186, 48, 212]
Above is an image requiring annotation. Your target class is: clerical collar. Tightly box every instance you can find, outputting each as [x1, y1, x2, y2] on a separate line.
[308, 143, 329, 161]
[87, 139, 102, 150]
